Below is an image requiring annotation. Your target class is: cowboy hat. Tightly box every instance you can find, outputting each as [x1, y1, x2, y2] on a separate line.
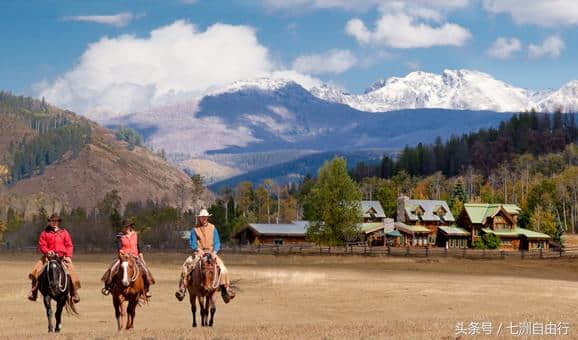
[47, 213, 62, 222]
[121, 217, 136, 228]
[197, 209, 212, 217]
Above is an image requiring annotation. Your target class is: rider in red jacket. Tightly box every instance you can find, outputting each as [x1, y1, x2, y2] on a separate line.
[28, 214, 81, 303]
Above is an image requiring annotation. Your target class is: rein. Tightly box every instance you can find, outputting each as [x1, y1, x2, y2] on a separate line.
[130, 257, 140, 283]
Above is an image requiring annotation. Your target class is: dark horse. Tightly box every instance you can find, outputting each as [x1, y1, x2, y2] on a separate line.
[187, 253, 219, 327]
[38, 254, 78, 333]
[111, 252, 146, 330]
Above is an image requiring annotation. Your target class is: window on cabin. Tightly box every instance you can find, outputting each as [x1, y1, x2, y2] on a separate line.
[274, 239, 284, 245]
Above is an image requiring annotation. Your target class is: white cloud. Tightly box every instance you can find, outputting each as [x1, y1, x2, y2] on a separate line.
[483, 0, 578, 27]
[486, 37, 522, 59]
[38, 20, 319, 119]
[345, 8, 471, 48]
[62, 12, 140, 27]
[528, 36, 565, 59]
[292, 49, 358, 74]
[262, 0, 470, 12]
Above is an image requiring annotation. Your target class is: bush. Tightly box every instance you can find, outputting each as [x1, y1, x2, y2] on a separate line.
[473, 233, 501, 249]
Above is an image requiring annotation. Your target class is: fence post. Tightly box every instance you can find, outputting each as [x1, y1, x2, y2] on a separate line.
[426, 247, 429, 257]
[521, 250, 525, 259]
[463, 248, 466, 258]
[405, 246, 410, 256]
[387, 246, 391, 256]
[540, 248, 543, 259]
[500, 251, 505, 259]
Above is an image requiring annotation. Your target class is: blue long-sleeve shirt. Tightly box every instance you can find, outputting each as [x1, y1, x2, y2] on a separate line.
[189, 226, 221, 253]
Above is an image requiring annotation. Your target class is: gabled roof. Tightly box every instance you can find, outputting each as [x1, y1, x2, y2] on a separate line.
[360, 223, 385, 234]
[481, 227, 550, 240]
[246, 222, 309, 236]
[463, 204, 521, 225]
[361, 200, 386, 218]
[439, 226, 470, 237]
[404, 199, 455, 222]
[395, 222, 431, 234]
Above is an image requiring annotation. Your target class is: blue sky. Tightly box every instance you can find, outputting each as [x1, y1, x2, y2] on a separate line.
[1, 0, 577, 115]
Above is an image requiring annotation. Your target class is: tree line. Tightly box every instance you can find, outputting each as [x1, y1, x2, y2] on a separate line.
[351, 112, 577, 180]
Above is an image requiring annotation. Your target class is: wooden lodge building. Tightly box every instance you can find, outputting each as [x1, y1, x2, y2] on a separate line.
[458, 203, 551, 251]
[396, 196, 469, 248]
[359, 200, 394, 246]
[235, 221, 310, 246]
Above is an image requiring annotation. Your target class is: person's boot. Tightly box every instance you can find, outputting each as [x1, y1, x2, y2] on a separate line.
[220, 285, 235, 304]
[101, 284, 111, 296]
[28, 280, 38, 302]
[70, 286, 80, 304]
[175, 286, 186, 301]
[175, 275, 187, 301]
[145, 282, 152, 299]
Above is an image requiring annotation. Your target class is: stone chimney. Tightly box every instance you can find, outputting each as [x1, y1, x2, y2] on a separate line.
[397, 195, 409, 222]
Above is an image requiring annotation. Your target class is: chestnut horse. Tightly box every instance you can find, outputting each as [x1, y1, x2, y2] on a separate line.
[110, 252, 146, 330]
[187, 253, 219, 327]
[38, 254, 78, 332]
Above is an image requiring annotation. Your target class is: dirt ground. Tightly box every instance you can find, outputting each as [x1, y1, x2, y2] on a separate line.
[1, 253, 578, 339]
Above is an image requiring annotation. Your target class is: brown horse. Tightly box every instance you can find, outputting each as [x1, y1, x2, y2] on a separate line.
[187, 253, 219, 327]
[111, 252, 146, 330]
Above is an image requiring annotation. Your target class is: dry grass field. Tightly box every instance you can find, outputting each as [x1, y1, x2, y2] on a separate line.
[1, 253, 578, 339]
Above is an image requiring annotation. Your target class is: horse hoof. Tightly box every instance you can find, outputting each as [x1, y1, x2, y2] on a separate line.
[55, 328, 61, 333]
[48, 329, 53, 333]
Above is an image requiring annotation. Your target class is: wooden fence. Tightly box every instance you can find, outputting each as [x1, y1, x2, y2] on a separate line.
[219, 244, 578, 260]
[4, 245, 578, 260]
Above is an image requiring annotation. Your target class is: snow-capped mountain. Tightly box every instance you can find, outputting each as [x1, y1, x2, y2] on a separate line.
[102, 69, 576, 184]
[534, 80, 578, 113]
[311, 69, 577, 113]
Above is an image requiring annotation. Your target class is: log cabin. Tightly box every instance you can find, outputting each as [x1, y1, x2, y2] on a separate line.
[396, 196, 456, 245]
[458, 203, 550, 250]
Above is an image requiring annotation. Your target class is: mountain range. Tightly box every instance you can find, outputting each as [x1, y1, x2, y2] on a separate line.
[95, 69, 578, 186]
[311, 69, 578, 113]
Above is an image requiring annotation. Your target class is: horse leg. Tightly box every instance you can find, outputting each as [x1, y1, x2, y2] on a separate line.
[198, 296, 206, 326]
[126, 298, 136, 330]
[113, 296, 124, 331]
[43, 295, 53, 333]
[189, 293, 197, 328]
[208, 294, 216, 327]
[55, 298, 64, 333]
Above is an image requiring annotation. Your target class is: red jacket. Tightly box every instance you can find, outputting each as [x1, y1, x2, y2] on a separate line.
[117, 231, 139, 257]
[38, 227, 74, 258]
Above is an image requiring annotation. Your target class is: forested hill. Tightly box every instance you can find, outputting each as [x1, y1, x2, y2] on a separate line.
[351, 112, 578, 180]
[0, 91, 196, 218]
